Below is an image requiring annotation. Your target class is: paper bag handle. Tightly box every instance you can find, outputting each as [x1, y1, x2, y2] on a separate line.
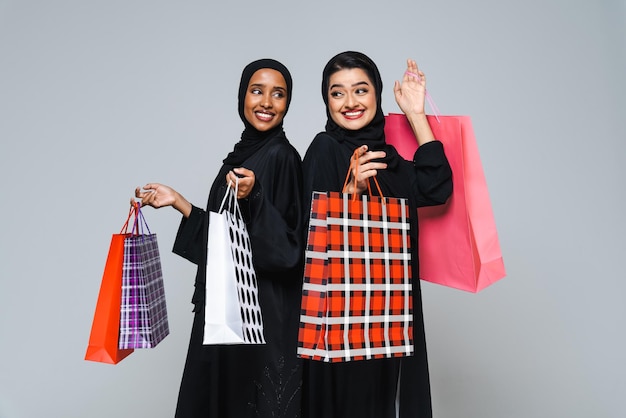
[218, 178, 244, 221]
[120, 202, 151, 236]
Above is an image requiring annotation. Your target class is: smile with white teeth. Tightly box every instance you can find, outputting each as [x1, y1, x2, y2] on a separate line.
[343, 110, 364, 118]
[255, 111, 274, 121]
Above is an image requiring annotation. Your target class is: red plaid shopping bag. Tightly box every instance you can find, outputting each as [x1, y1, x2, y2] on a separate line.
[298, 157, 414, 362]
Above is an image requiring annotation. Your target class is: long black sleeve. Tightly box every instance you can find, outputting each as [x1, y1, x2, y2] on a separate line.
[172, 205, 207, 266]
[411, 140, 453, 207]
[239, 143, 304, 274]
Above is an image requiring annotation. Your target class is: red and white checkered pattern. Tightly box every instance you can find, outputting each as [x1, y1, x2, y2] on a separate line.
[298, 191, 414, 362]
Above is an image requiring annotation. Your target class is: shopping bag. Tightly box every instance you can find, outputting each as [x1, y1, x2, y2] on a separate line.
[203, 180, 265, 345]
[118, 204, 169, 349]
[384, 112, 506, 293]
[298, 153, 414, 362]
[85, 208, 135, 364]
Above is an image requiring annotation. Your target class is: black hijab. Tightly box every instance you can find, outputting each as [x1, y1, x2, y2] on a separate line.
[321, 51, 400, 168]
[223, 59, 293, 166]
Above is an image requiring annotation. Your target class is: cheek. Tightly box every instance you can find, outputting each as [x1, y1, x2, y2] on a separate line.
[244, 95, 256, 110]
[365, 95, 377, 111]
[243, 106, 255, 121]
[329, 111, 342, 126]
[276, 101, 287, 115]
[365, 99, 377, 122]
[328, 101, 342, 115]
[327, 103, 343, 124]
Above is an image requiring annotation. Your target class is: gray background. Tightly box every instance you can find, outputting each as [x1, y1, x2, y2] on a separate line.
[1, 0, 624, 417]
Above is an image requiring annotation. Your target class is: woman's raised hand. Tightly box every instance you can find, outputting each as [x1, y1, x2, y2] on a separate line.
[345, 145, 387, 195]
[393, 59, 426, 117]
[393, 59, 435, 146]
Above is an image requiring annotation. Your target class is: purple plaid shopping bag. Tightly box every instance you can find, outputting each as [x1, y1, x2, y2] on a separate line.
[118, 205, 169, 349]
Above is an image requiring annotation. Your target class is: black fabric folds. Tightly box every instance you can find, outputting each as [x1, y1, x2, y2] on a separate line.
[172, 59, 304, 418]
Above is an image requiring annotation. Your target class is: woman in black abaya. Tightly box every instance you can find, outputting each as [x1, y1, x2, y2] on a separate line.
[136, 59, 304, 418]
[300, 51, 452, 418]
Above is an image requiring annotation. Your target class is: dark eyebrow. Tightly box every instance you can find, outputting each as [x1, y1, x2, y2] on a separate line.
[249, 83, 287, 92]
[329, 81, 371, 89]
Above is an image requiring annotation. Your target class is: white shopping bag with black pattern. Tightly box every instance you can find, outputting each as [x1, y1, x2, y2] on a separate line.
[203, 180, 265, 345]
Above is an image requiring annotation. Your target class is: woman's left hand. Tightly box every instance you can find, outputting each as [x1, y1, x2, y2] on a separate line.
[393, 59, 426, 116]
[226, 167, 255, 199]
[345, 145, 387, 195]
[393, 59, 435, 145]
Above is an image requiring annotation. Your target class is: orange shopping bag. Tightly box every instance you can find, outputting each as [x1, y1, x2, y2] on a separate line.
[384, 113, 505, 292]
[85, 208, 135, 364]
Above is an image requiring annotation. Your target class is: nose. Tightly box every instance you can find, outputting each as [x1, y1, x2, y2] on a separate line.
[261, 92, 272, 108]
[345, 92, 357, 108]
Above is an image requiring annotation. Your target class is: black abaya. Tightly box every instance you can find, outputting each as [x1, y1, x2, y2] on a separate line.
[300, 132, 452, 418]
[173, 134, 304, 418]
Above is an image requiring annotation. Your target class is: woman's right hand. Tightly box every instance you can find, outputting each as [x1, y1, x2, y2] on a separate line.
[135, 183, 176, 208]
[134, 183, 192, 217]
[345, 145, 387, 195]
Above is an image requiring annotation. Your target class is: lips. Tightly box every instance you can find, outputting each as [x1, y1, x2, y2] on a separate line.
[342, 109, 364, 120]
[255, 111, 275, 122]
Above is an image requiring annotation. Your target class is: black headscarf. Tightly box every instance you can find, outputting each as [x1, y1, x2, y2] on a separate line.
[223, 58, 293, 166]
[321, 51, 400, 168]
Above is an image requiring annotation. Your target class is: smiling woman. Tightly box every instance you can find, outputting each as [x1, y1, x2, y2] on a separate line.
[243, 69, 288, 131]
[300, 51, 452, 418]
[326, 68, 377, 130]
[135, 59, 305, 418]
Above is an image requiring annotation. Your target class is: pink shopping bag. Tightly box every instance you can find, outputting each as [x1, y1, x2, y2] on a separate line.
[384, 113, 505, 292]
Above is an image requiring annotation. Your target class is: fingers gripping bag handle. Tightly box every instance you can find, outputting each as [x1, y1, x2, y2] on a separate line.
[342, 149, 385, 202]
[218, 178, 244, 220]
